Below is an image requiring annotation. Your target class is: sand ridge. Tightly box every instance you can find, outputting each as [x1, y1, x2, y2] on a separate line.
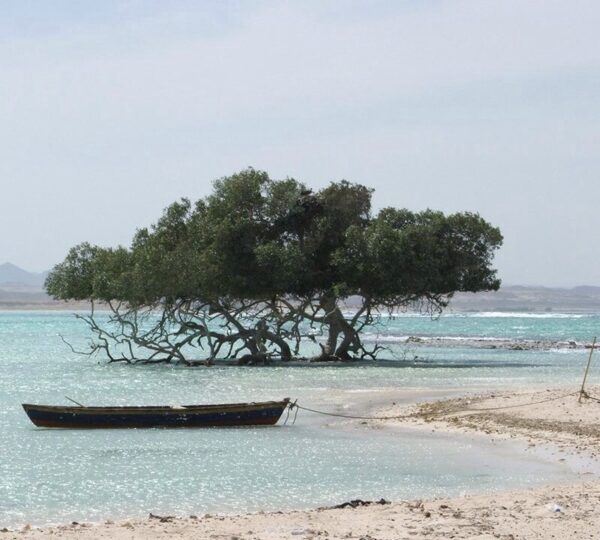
[379, 385, 600, 458]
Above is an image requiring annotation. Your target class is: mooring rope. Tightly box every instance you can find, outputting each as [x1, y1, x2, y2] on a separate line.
[288, 390, 584, 422]
[457, 391, 581, 413]
[580, 392, 600, 403]
[289, 402, 412, 421]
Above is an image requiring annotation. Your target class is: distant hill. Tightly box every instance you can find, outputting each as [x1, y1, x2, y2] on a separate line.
[0, 262, 49, 289]
[449, 285, 600, 313]
[341, 286, 600, 313]
[1, 261, 600, 312]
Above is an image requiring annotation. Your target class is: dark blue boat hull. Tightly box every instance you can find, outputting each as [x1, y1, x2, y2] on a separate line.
[22, 400, 289, 429]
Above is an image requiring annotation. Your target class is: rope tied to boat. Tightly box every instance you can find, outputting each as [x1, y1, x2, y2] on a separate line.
[283, 399, 300, 425]
[288, 402, 413, 421]
[286, 390, 585, 423]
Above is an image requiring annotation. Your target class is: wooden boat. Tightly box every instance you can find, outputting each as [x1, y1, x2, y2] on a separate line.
[22, 398, 291, 429]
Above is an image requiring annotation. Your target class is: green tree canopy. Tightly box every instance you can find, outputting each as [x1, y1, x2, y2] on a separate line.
[46, 168, 502, 364]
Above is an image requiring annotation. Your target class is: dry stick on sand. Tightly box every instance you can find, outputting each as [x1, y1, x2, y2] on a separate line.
[579, 336, 597, 402]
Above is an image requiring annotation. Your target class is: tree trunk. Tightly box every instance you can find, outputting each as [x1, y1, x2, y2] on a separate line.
[316, 293, 368, 360]
[319, 295, 338, 357]
[335, 319, 361, 359]
[263, 330, 293, 360]
[317, 295, 359, 360]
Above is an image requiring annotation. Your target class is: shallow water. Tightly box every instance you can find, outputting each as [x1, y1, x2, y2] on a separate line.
[1, 311, 597, 526]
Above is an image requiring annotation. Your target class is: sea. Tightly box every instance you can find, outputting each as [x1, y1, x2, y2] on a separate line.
[1, 310, 599, 527]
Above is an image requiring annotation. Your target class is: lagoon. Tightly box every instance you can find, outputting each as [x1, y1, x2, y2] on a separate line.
[1, 311, 597, 527]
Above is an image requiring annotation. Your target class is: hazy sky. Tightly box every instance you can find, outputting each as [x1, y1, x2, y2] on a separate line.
[1, 1, 599, 286]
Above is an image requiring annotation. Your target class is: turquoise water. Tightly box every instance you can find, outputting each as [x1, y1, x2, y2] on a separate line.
[369, 311, 599, 342]
[1, 311, 598, 527]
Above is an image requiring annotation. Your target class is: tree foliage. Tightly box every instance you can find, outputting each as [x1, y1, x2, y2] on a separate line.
[46, 168, 502, 364]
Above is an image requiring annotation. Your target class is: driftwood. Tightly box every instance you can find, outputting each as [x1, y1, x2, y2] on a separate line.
[148, 513, 175, 523]
[325, 498, 391, 510]
[237, 352, 271, 365]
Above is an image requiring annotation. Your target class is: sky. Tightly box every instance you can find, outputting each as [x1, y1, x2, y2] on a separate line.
[0, 0, 599, 287]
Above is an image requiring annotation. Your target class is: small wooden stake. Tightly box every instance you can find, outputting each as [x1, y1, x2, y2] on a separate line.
[579, 336, 596, 403]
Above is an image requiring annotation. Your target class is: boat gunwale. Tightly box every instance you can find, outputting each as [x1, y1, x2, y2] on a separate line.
[22, 399, 290, 415]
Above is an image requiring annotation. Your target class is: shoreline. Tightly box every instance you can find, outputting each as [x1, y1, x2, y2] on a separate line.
[10, 384, 600, 539]
[14, 482, 600, 540]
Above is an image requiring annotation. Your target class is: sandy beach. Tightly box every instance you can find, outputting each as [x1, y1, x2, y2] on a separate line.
[9, 384, 600, 540]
